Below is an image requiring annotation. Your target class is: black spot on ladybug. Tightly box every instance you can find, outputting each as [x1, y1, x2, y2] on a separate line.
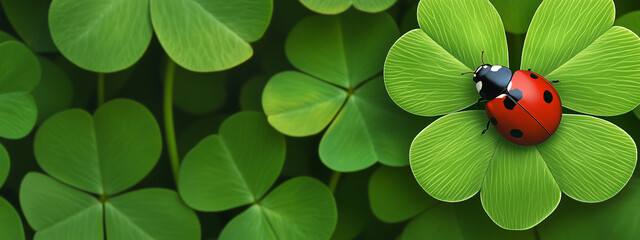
[490, 117, 497, 125]
[503, 97, 516, 110]
[543, 90, 553, 103]
[509, 89, 523, 101]
[530, 73, 538, 79]
[510, 129, 523, 138]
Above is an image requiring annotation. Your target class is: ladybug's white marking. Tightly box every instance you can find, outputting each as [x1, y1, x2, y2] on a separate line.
[497, 94, 506, 99]
[491, 65, 502, 72]
[483, 65, 488, 69]
[475, 66, 483, 73]
[473, 73, 476, 77]
[476, 81, 483, 92]
[507, 81, 512, 90]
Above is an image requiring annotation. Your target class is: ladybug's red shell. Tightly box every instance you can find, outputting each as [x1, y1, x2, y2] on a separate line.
[485, 70, 562, 146]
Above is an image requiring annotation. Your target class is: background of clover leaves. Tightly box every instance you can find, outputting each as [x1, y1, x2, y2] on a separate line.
[0, 0, 639, 239]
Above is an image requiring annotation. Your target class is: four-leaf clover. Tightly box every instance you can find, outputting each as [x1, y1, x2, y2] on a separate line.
[384, 0, 640, 230]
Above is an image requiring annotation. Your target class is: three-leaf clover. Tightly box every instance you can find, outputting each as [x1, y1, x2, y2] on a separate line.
[20, 99, 200, 239]
[178, 111, 337, 239]
[262, 10, 427, 172]
[47, 0, 273, 72]
[299, 0, 397, 14]
[384, 0, 640, 230]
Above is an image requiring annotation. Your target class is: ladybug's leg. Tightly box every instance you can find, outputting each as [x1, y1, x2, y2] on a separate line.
[550, 80, 560, 84]
[475, 98, 484, 110]
[481, 120, 491, 135]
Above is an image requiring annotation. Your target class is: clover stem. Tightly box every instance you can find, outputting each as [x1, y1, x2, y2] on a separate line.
[328, 171, 341, 194]
[97, 73, 105, 107]
[163, 58, 180, 185]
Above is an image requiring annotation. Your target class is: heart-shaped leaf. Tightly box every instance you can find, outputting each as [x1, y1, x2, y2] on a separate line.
[538, 179, 640, 239]
[20, 172, 201, 240]
[0, 0, 57, 52]
[32, 56, 73, 124]
[319, 77, 425, 171]
[150, 0, 272, 72]
[173, 65, 227, 115]
[521, 0, 640, 116]
[536, 114, 636, 203]
[285, 11, 398, 88]
[48, 0, 153, 72]
[105, 188, 200, 240]
[0, 40, 39, 139]
[489, 0, 541, 34]
[0, 144, 8, 188]
[480, 141, 561, 230]
[20, 172, 103, 240]
[263, 71, 347, 137]
[0, 196, 25, 240]
[34, 99, 162, 195]
[411, 111, 500, 202]
[299, 0, 396, 14]
[385, 0, 508, 116]
[368, 166, 438, 223]
[219, 177, 337, 240]
[178, 111, 285, 211]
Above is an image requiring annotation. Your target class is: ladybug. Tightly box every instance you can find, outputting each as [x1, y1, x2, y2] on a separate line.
[462, 51, 562, 146]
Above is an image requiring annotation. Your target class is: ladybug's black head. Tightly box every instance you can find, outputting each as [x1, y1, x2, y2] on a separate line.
[461, 51, 512, 100]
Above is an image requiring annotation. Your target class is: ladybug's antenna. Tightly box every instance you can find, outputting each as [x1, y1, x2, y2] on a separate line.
[481, 50, 485, 65]
[461, 72, 473, 75]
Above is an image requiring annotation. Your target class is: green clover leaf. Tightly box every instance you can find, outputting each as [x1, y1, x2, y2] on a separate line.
[332, 170, 373, 240]
[48, 0, 153, 73]
[0, 196, 25, 240]
[178, 111, 337, 239]
[299, 0, 397, 15]
[48, 0, 272, 72]
[263, 11, 427, 172]
[0, 40, 40, 139]
[385, 0, 639, 230]
[21, 99, 200, 239]
[0, 144, 8, 188]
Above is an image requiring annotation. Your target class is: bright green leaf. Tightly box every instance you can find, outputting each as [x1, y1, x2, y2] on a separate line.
[0, 196, 25, 240]
[481, 140, 561, 230]
[0, 0, 57, 52]
[299, 0, 396, 14]
[20, 172, 103, 240]
[105, 188, 200, 240]
[537, 114, 636, 203]
[32, 56, 73, 124]
[489, 0, 542, 34]
[178, 112, 285, 211]
[173, 65, 226, 115]
[417, 0, 508, 70]
[411, 111, 500, 202]
[384, 29, 476, 116]
[522, 0, 613, 76]
[263, 71, 347, 137]
[369, 166, 437, 223]
[0, 143, 8, 188]
[0, 41, 39, 139]
[538, 179, 640, 240]
[48, 0, 153, 72]
[320, 77, 426, 171]
[285, 11, 398, 88]
[521, 0, 640, 116]
[150, 0, 272, 72]
[34, 99, 162, 195]
[219, 177, 337, 240]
